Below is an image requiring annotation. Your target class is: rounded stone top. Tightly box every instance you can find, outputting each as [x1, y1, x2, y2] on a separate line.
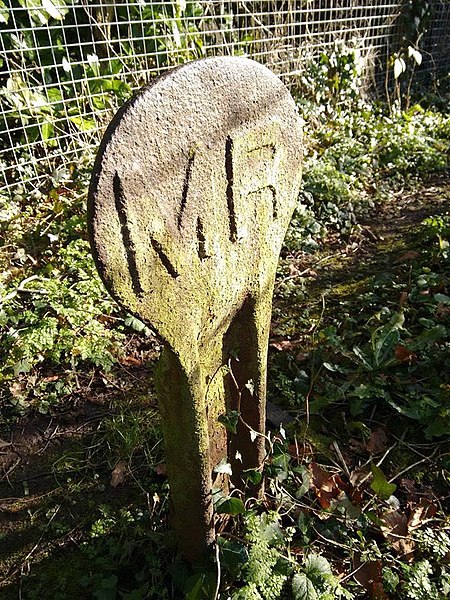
[88, 56, 303, 358]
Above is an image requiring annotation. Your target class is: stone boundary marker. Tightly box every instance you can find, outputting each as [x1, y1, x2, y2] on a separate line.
[88, 56, 302, 563]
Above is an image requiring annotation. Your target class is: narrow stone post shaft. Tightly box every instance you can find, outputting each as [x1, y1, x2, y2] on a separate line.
[155, 349, 214, 563]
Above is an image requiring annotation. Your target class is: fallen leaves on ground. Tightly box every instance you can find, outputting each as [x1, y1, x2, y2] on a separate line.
[110, 460, 128, 487]
[381, 510, 415, 559]
[366, 428, 388, 454]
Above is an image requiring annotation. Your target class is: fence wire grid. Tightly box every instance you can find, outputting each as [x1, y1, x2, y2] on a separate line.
[0, 0, 449, 196]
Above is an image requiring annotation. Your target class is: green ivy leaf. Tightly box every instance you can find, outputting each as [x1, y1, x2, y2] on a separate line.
[14, 359, 31, 376]
[370, 464, 397, 500]
[218, 538, 249, 578]
[124, 315, 152, 336]
[184, 571, 216, 600]
[218, 410, 240, 434]
[243, 469, 262, 486]
[215, 497, 245, 516]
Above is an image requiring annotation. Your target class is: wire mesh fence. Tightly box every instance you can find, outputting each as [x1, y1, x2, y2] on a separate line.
[0, 0, 449, 196]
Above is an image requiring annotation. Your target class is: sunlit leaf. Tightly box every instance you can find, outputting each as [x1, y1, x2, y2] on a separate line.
[0, 0, 9, 23]
[370, 464, 397, 500]
[304, 554, 332, 577]
[69, 115, 96, 131]
[213, 458, 232, 476]
[216, 497, 245, 516]
[41, 121, 54, 141]
[393, 57, 406, 79]
[371, 312, 404, 367]
[408, 46, 422, 65]
[292, 573, 318, 600]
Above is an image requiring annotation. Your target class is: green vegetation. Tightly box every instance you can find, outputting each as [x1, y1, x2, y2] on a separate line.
[0, 0, 254, 190]
[1, 43, 450, 599]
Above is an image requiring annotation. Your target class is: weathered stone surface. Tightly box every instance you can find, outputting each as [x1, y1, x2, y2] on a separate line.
[88, 56, 302, 563]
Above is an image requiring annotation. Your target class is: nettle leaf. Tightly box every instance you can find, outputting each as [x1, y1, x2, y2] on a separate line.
[304, 554, 332, 578]
[414, 325, 446, 348]
[292, 573, 319, 600]
[41, 121, 54, 142]
[13, 359, 31, 376]
[216, 497, 245, 516]
[370, 464, 397, 500]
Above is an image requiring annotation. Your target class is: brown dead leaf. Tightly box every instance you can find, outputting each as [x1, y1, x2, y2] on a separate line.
[401, 478, 417, 491]
[366, 428, 388, 454]
[42, 375, 60, 383]
[270, 339, 302, 352]
[394, 345, 417, 364]
[399, 290, 409, 307]
[349, 468, 369, 487]
[349, 437, 365, 453]
[350, 487, 365, 506]
[97, 314, 116, 324]
[110, 460, 128, 487]
[310, 462, 330, 489]
[407, 499, 438, 531]
[120, 355, 143, 366]
[436, 305, 450, 318]
[400, 478, 419, 502]
[288, 441, 314, 461]
[400, 478, 417, 492]
[396, 250, 420, 262]
[310, 463, 348, 509]
[155, 463, 167, 477]
[353, 553, 386, 598]
[381, 510, 415, 559]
